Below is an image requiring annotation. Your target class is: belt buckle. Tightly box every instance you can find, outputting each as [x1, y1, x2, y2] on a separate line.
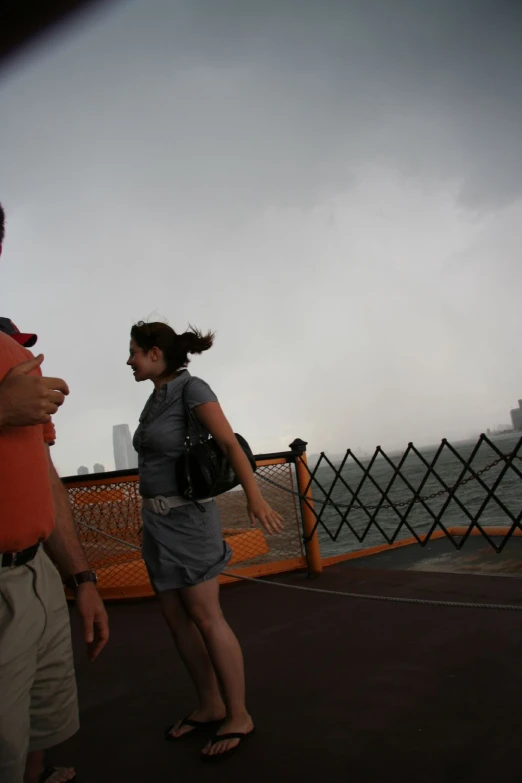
[154, 496, 169, 515]
[8, 552, 19, 569]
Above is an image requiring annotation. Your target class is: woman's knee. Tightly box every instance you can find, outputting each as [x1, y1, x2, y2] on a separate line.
[187, 602, 224, 635]
[158, 590, 191, 629]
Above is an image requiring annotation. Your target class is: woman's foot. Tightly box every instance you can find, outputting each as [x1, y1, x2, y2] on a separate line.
[201, 713, 254, 758]
[166, 706, 226, 739]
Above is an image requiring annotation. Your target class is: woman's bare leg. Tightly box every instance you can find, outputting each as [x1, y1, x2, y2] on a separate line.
[180, 578, 254, 756]
[158, 589, 225, 737]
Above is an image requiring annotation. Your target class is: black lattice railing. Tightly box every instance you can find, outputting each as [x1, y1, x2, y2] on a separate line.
[270, 433, 522, 557]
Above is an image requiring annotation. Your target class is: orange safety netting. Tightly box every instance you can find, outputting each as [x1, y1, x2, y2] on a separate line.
[65, 459, 306, 599]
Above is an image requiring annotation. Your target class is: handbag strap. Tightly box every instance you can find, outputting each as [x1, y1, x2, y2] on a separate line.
[181, 378, 207, 446]
[180, 379, 214, 511]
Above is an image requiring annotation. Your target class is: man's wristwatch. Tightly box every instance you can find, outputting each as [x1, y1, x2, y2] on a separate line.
[65, 570, 98, 590]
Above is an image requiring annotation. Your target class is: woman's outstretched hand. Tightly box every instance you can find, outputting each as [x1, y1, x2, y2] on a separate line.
[247, 497, 284, 535]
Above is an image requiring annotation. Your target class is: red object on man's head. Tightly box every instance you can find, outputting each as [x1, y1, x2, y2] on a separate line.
[0, 317, 38, 347]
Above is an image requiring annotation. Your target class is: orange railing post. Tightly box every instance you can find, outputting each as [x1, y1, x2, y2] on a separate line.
[290, 439, 323, 577]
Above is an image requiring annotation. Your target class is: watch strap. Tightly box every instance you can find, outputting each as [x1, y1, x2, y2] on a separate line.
[65, 570, 97, 590]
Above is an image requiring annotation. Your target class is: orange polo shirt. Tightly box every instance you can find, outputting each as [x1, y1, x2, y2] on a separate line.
[0, 332, 57, 552]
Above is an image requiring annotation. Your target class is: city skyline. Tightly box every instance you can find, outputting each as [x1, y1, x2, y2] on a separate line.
[510, 400, 522, 433]
[113, 424, 138, 471]
[77, 462, 107, 475]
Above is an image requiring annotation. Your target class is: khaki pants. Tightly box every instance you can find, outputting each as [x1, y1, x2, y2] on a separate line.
[0, 548, 79, 783]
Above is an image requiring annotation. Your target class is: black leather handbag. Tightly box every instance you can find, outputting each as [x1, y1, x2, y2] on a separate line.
[175, 380, 257, 506]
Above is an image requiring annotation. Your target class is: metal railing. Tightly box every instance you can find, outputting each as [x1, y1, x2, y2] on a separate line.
[63, 434, 522, 598]
[63, 445, 307, 599]
[261, 434, 522, 567]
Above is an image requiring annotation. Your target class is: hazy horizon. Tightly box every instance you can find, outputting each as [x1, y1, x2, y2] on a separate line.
[1, 0, 521, 476]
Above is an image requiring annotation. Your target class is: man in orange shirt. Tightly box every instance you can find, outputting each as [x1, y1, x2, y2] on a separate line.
[0, 203, 109, 783]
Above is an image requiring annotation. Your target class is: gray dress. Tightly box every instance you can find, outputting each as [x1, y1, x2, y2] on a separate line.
[133, 370, 232, 592]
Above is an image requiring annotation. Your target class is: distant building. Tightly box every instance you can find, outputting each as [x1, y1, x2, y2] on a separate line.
[510, 400, 522, 432]
[487, 425, 514, 436]
[113, 424, 138, 470]
[77, 466, 89, 475]
[93, 463, 105, 474]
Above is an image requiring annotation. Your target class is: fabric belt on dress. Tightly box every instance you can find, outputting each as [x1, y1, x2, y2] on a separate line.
[142, 495, 213, 516]
[0, 542, 40, 569]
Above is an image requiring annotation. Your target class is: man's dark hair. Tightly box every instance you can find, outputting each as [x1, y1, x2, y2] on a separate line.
[0, 202, 4, 245]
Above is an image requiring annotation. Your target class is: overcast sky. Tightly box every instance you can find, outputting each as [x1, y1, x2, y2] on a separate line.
[1, 0, 521, 475]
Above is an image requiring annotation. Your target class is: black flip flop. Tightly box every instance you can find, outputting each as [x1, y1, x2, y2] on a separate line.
[201, 729, 255, 762]
[39, 768, 76, 783]
[165, 716, 223, 741]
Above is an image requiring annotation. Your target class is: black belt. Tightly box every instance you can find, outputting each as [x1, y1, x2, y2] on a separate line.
[1, 542, 40, 569]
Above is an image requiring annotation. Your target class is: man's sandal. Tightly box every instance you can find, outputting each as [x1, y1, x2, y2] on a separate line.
[39, 768, 76, 783]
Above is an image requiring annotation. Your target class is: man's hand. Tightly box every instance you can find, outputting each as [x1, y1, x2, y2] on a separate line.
[75, 583, 110, 661]
[0, 354, 69, 427]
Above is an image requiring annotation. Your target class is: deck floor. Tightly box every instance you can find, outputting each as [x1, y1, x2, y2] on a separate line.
[344, 536, 522, 577]
[52, 558, 522, 782]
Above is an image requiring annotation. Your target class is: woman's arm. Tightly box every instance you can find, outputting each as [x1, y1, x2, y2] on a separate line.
[194, 402, 284, 535]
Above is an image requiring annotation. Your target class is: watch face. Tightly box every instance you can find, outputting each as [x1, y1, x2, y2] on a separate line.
[65, 571, 98, 590]
[75, 571, 97, 586]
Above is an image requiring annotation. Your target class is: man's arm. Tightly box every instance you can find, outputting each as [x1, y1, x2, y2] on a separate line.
[45, 447, 109, 660]
[45, 447, 91, 574]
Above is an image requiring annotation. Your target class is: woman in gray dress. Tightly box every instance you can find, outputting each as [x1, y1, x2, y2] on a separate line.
[128, 321, 283, 761]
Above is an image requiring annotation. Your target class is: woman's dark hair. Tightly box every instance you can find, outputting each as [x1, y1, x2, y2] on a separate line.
[0, 202, 5, 245]
[131, 321, 215, 376]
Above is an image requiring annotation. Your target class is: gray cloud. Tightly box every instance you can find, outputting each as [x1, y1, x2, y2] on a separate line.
[3, 0, 522, 212]
[1, 0, 521, 474]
